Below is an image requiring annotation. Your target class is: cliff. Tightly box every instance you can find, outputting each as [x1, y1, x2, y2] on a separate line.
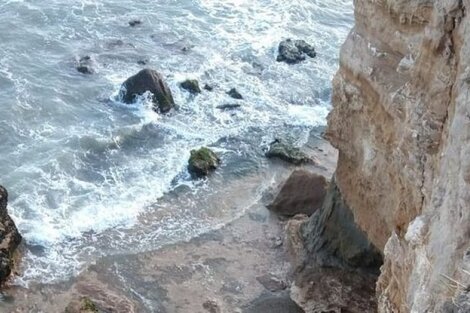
[311, 0, 470, 311]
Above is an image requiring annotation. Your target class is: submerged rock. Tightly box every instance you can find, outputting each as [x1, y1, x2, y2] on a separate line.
[204, 84, 214, 91]
[216, 103, 241, 110]
[0, 185, 21, 285]
[76, 56, 94, 74]
[65, 297, 99, 313]
[120, 69, 175, 113]
[227, 88, 243, 99]
[267, 170, 327, 217]
[265, 139, 311, 165]
[128, 19, 142, 27]
[180, 79, 202, 94]
[276, 39, 316, 64]
[188, 147, 220, 178]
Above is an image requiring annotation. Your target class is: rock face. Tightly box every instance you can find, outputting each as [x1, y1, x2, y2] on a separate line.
[277, 39, 316, 64]
[289, 178, 382, 312]
[321, 0, 470, 311]
[120, 69, 175, 113]
[0, 185, 21, 285]
[188, 147, 220, 178]
[267, 170, 327, 217]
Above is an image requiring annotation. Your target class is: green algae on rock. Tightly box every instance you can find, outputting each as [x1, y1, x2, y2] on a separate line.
[188, 147, 220, 178]
[180, 79, 202, 94]
[265, 139, 312, 165]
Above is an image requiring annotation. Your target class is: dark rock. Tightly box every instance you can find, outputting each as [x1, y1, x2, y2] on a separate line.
[288, 176, 383, 313]
[65, 297, 98, 313]
[128, 19, 142, 27]
[277, 39, 316, 64]
[216, 103, 241, 110]
[267, 170, 327, 217]
[227, 88, 243, 99]
[265, 139, 311, 165]
[256, 274, 288, 292]
[243, 293, 305, 313]
[188, 147, 220, 178]
[301, 176, 383, 270]
[204, 84, 214, 91]
[76, 56, 94, 74]
[180, 79, 201, 94]
[203, 300, 221, 313]
[0, 185, 21, 285]
[119, 69, 175, 113]
[137, 59, 148, 65]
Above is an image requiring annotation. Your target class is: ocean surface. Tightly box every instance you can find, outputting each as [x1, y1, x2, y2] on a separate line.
[0, 0, 353, 284]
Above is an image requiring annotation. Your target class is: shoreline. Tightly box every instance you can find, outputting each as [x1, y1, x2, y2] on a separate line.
[2, 135, 337, 312]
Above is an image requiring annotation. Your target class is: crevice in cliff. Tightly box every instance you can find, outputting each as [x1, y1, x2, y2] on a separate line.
[288, 176, 383, 313]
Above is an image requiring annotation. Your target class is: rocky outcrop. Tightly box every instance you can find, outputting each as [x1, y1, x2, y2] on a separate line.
[277, 39, 316, 64]
[0, 185, 22, 285]
[188, 147, 220, 178]
[320, 0, 470, 311]
[180, 79, 201, 94]
[267, 170, 327, 217]
[265, 139, 312, 165]
[120, 69, 175, 113]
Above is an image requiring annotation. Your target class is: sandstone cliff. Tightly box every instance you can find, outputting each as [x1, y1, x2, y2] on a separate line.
[319, 0, 470, 311]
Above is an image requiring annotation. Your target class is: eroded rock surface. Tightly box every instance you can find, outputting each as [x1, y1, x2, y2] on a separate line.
[322, 0, 470, 311]
[0, 185, 21, 285]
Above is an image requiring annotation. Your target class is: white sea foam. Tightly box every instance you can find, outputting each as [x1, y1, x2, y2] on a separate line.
[0, 0, 354, 284]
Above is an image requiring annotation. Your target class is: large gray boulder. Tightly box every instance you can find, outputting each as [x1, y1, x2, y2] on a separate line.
[120, 69, 175, 113]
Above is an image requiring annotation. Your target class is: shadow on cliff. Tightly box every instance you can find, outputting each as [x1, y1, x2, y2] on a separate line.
[287, 176, 383, 313]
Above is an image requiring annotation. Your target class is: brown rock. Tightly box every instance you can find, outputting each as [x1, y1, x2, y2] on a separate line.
[267, 170, 327, 217]
[119, 69, 175, 113]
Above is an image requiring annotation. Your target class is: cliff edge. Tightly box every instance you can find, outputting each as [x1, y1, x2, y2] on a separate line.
[321, 0, 470, 311]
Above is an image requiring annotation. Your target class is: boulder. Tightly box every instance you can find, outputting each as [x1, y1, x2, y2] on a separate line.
[267, 170, 327, 217]
[180, 79, 201, 94]
[76, 56, 94, 74]
[0, 185, 21, 285]
[120, 69, 175, 113]
[188, 147, 220, 178]
[227, 88, 243, 99]
[265, 139, 311, 165]
[276, 39, 316, 64]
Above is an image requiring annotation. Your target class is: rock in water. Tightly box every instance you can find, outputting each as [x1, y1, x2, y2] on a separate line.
[76, 55, 94, 74]
[227, 88, 243, 99]
[216, 103, 241, 110]
[277, 39, 316, 64]
[188, 147, 220, 178]
[267, 170, 327, 217]
[128, 19, 142, 27]
[265, 139, 311, 165]
[180, 79, 201, 94]
[120, 69, 175, 113]
[0, 186, 21, 285]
